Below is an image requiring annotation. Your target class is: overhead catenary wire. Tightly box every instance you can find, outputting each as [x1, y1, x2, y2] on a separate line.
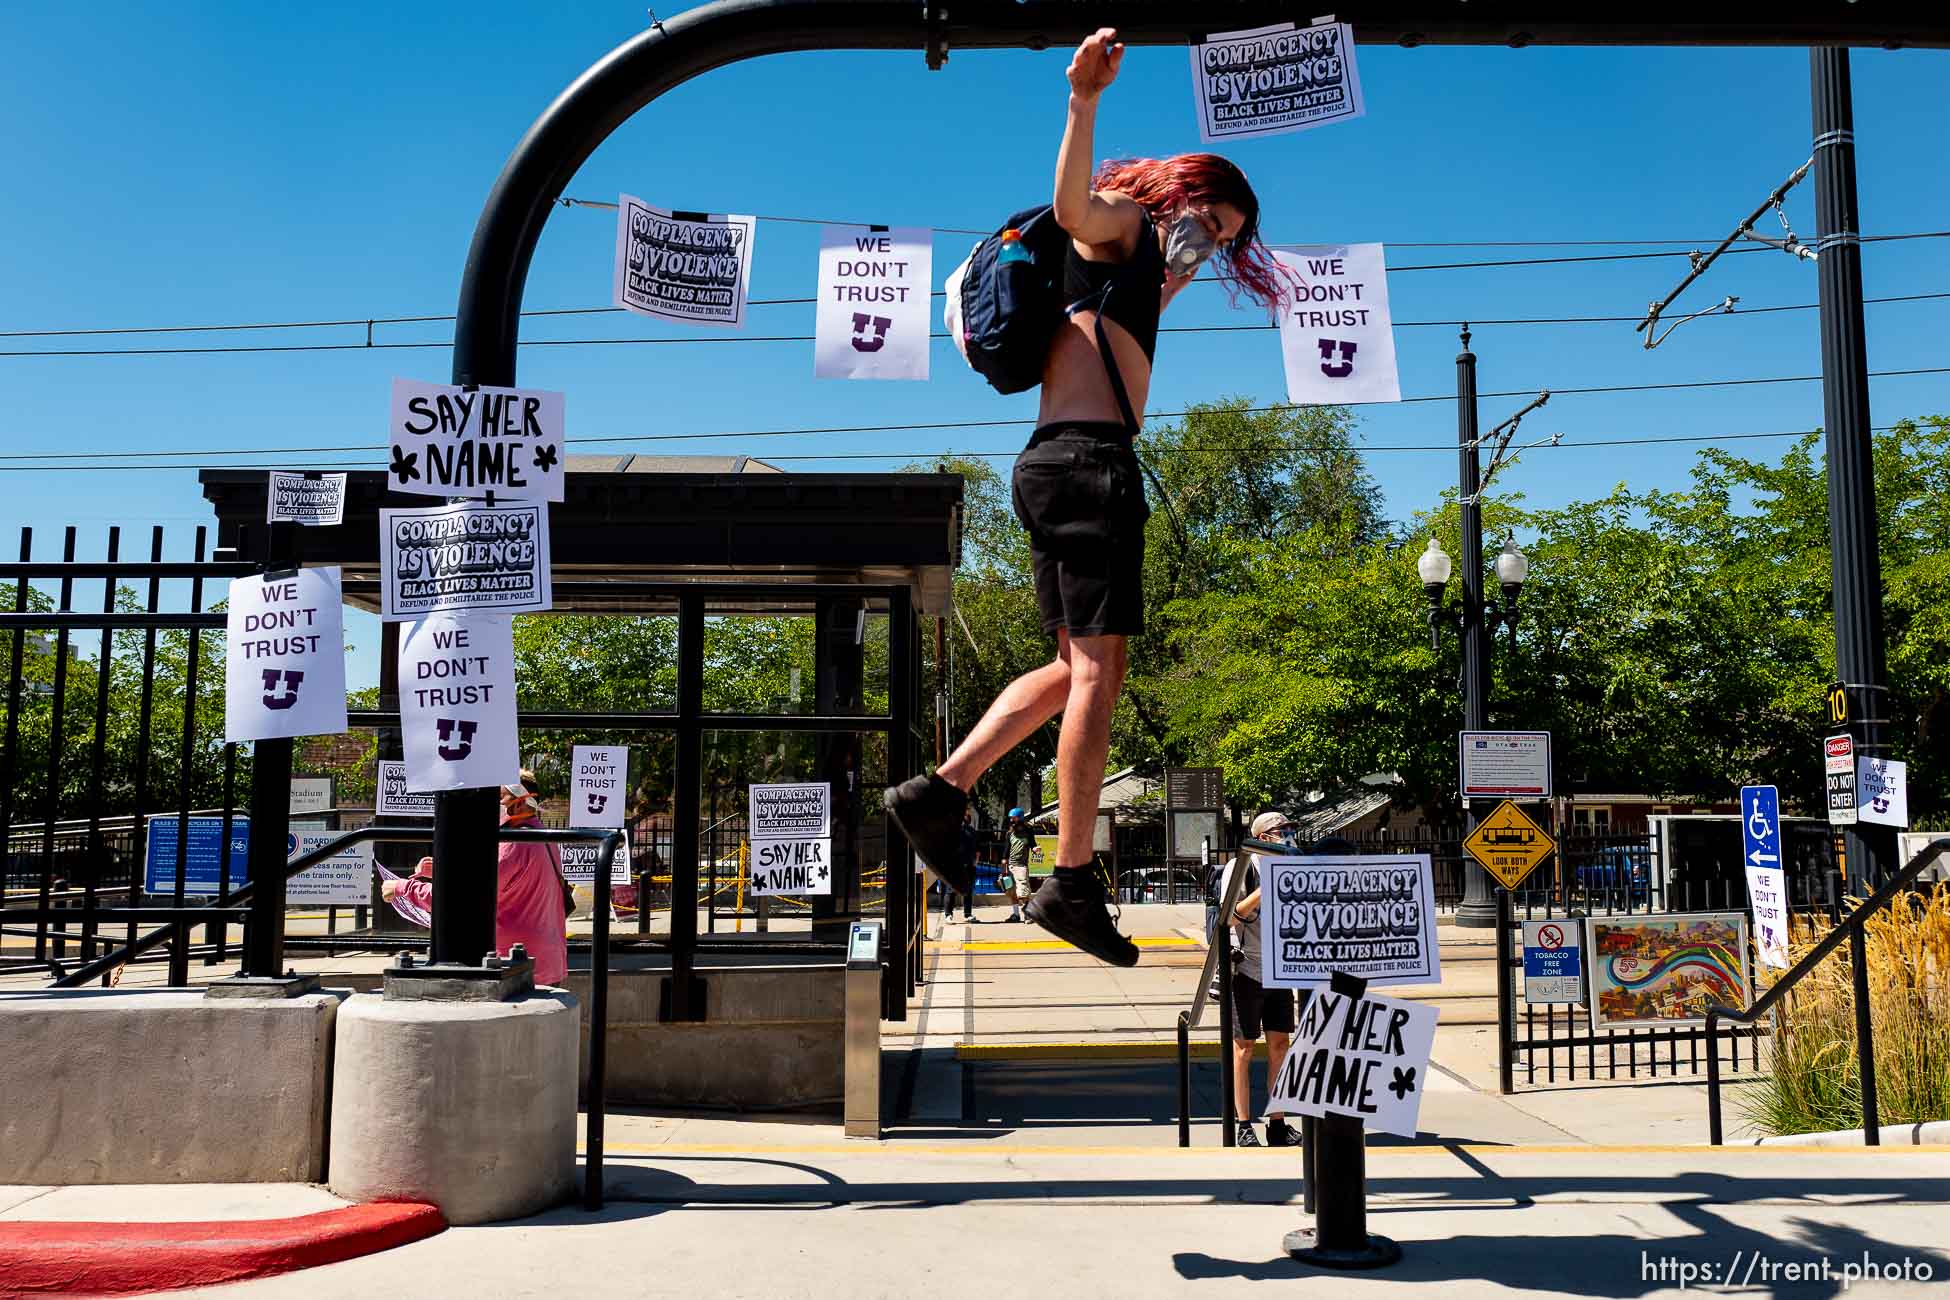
[3, 234, 1947, 347]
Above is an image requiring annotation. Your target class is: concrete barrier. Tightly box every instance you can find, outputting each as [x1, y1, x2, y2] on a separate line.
[327, 990, 579, 1225]
[0, 989, 341, 1184]
[562, 963, 843, 1110]
[1749, 1120, 1950, 1146]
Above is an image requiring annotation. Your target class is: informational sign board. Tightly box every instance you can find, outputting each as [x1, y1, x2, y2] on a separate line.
[1459, 731, 1552, 800]
[748, 783, 831, 839]
[143, 815, 250, 896]
[387, 378, 565, 504]
[288, 776, 335, 817]
[1030, 834, 1060, 871]
[398, 612, 520, 792]
[746, 782, 833, 897]
[1273, 244, 1400, 407]
[1740, 784, 1790, 970]
[1586, 912, 1752, 1030]
[1165, 767, 1224, 810]
[380, 500, 551, 621]
[223, 567, 349, 744]
[749, 836, 833, 896]
[1265, 984, 1437, 1139]
[557, 836, 632, 886]
[1825, 734, 1857, 825]
[815, 225, 931, 381]
[376, 760, 437, 817]
[570, 745, 629, 829]
[613, 196, 756, 327]
[1191, 20, 1364, 143]
[266, 471, 347, 526]
[1521, 919, 1583, 1004]
[1857, 757, 1908, 829]
[1259, 854, 1441, 988]
[1462, 800, 1555, 891]
[286, 831, 374, 907]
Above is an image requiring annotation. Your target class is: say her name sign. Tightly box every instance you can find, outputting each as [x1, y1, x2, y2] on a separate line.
[1260, 854, 1440, 988]
[1266, 983, 1439, 1138]
[388, 379, 565, 503]
[380, 500, 552, 621]
[224, 567, 348, 743]
[815, 226, 932, 381]
[398, 612, 519, 792]
[613, 196, 756, 328]
[1273, 245, 1401, 406]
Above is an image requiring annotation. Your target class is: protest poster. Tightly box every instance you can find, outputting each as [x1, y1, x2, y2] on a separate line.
[380, 499, 551, 621]
[1259, 853, 1440, 988]
[750, 836, 833, 897]
[1265, 983, 1438, 1138]
[397, 612, 519, 792]
[1273, 244, 1400, 406]
[571, 744, 629, 829]
[613, 195, 756, 327]
[1190, 21, 1364, 143]
[286, 830, 374, 907]
[376, 760, 436, 818]
[749, 783, 831, 839]
[266, 472, 347, 526]
[1857, 757, 1909, 828]
[1586, 912, 1752, 1030]
[558, 836, 632, 886]
[387, 378, 565, 503]
[224, 567, 348, 744]
[815, 225, 931, 381]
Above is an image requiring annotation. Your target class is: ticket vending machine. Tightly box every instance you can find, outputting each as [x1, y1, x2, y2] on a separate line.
[844, 920, 883, 1139]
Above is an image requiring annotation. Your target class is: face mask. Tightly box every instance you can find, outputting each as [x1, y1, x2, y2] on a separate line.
[1164, 212, 1220, 274]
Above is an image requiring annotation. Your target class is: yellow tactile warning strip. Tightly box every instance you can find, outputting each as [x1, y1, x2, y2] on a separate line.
[588, 1141, 1950, 1158]
[952, 1040, 1265, 1061]
[958, 937, 1203, 952]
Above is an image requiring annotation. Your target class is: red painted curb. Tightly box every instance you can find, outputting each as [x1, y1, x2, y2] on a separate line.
[0, 1201, 445, 1297]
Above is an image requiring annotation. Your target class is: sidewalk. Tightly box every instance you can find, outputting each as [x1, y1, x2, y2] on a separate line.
[172, 1145, 1950, 1299]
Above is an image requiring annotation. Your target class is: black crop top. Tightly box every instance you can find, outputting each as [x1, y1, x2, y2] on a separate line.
[1062, 208, 1165, 363]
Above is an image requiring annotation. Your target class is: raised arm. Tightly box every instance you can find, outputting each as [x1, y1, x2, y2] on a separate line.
[1054, 28, 1141, 248]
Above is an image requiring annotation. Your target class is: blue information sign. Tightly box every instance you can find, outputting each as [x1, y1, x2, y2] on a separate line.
[1521, 919, 1582, 1003]
[1741, 784, 1789, 966]
[143, 815, 251, 896]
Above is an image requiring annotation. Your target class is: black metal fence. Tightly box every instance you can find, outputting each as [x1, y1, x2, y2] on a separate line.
[0, 526, 251, 982]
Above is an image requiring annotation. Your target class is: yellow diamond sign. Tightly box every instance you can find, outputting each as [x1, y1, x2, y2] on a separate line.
[1463, 800, 1556, 890]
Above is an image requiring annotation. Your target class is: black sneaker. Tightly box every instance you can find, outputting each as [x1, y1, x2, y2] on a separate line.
[1025, 871, 1139, 967]
[1235, 1121, 1262, 1147]
[882, 775, 973, 894]
[1266, 1117, 1302, 1147]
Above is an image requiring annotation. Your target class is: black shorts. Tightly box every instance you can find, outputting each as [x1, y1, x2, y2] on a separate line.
[1230, 974, 1295, 1041]
[1010, 422, 1150, 639]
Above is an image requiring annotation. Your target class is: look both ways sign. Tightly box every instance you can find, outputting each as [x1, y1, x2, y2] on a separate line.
[1258, 853, 1441, 1137]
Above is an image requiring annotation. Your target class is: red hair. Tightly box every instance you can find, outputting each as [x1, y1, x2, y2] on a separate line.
[1091, 153, 1286, 313]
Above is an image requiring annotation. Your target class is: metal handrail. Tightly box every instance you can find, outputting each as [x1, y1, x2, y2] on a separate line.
[1705, 835, 1950, 1144]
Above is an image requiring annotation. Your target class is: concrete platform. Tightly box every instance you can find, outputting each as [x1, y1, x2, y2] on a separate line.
[182, 1145, 1950, 1299]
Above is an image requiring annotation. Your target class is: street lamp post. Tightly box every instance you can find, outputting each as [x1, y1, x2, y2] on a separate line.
[1420, 328, 1532, 928]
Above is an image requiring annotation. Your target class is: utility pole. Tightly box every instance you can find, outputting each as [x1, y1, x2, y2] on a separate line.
[1454, 325, 1497, 929]
[1811, 48, 1893, 892]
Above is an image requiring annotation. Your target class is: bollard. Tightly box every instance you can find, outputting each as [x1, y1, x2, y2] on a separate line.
[1283, 971, 1401, 1270]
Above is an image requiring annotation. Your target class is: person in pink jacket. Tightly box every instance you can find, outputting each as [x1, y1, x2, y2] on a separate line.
[381, 771, 570, 986]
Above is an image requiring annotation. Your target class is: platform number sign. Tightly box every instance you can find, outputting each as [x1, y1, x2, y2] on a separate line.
[1826, 681, 1850, 729]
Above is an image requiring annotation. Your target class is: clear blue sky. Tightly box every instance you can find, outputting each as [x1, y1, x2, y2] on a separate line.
[4, 5, 1946, 688]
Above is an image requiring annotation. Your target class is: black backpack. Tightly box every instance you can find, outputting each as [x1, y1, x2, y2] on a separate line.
[944, 205, 1076, 395]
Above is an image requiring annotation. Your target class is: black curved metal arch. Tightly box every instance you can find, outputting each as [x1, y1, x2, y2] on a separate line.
[436, 0, 1944, 965]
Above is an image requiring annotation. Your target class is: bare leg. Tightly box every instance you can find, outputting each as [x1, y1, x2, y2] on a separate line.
[1232, 1037, 1257, 1120]
[1263, 1030, 1292, 1119]
[1055, 633, 1126, 866]
[936, 633, 1073, 792]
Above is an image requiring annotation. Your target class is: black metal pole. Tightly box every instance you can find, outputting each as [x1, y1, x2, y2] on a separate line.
[1177, 1013, 1191, 1148]
[1705, 1012, 1724, 1144]
[1810, 48, 1895, 895]
[1286, 972, 1400, 1269]
[667, 592, 703, 1021]
[242, 738, 293, 978]
[1454, 327, 1496, 928]
[1495, 888, 1515, 1094]
[1850, 924, 1880, 1144]
[584, 831, 615, 1209]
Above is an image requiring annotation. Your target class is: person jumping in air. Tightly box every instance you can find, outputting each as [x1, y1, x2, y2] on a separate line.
[884, 28, 1287, 966]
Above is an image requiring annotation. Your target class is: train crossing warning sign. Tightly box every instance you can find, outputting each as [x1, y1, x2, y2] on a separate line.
[1463, 800, 1555, 890]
